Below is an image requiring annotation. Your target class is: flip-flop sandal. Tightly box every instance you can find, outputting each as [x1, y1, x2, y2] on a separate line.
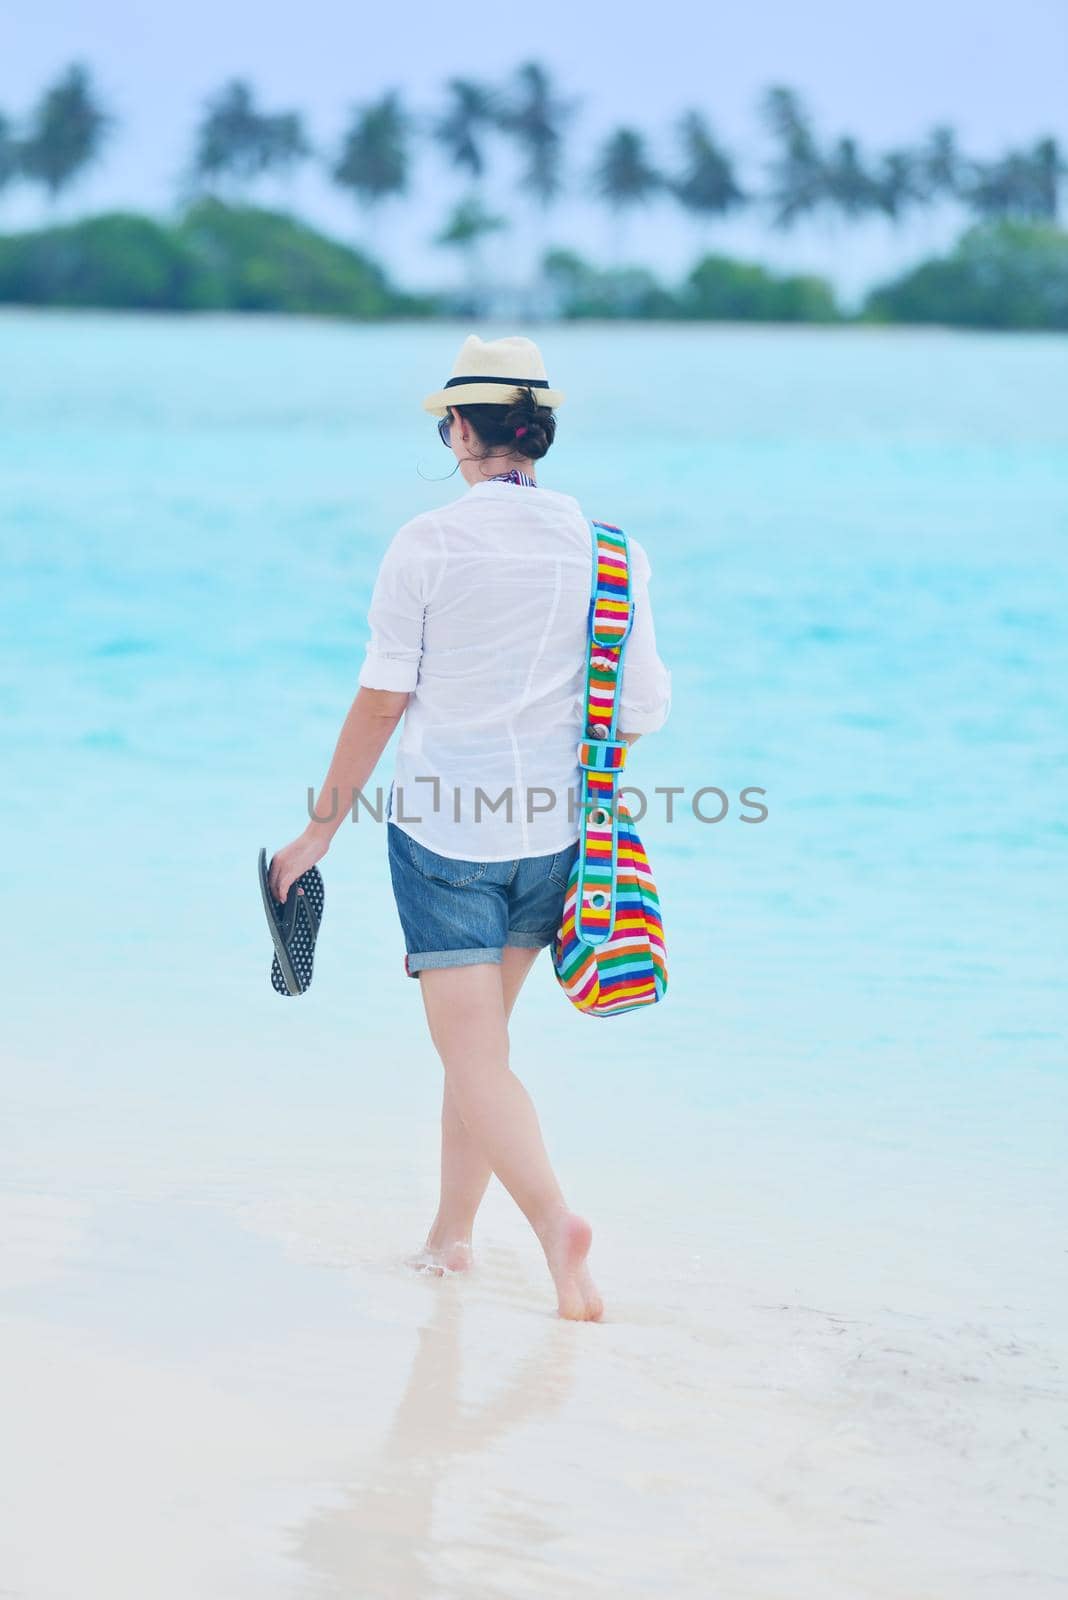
[258, 847, 325, 997]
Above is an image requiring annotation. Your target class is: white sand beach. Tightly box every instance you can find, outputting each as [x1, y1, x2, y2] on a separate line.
[2, 1023, 1065, 1600]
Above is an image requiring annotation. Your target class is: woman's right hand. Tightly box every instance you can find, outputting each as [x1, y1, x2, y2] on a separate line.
[268, 828, 329, 905]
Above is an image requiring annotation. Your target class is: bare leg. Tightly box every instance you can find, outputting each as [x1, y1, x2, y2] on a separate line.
[414, 947, 541, 1273]
[415, 956, 602, 1321]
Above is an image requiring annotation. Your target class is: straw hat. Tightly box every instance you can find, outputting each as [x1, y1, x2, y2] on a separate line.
[421, 333, 566, 417]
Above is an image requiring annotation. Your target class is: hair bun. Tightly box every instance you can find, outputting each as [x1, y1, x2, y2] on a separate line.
[512, 418, 548, 459]
[453, 387, 556, 463]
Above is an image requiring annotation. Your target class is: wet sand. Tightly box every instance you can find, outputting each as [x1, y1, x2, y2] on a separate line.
[2, 1042, 1065, 1600]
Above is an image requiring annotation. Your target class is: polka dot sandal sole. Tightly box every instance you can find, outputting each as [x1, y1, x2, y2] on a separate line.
[258, 847, 325, 997]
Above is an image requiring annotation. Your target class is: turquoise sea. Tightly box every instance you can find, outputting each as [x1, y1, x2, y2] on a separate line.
[1, 311, 1066, 1595]
[2, 312, 1064, 1084]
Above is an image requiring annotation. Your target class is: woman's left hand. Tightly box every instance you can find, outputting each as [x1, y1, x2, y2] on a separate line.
[268, 829, 329, 905]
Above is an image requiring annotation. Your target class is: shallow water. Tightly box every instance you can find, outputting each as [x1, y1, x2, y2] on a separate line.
[1, 311, 1066, 1596]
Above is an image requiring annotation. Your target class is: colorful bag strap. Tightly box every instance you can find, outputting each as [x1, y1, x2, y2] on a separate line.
[574, 519, 635, 946]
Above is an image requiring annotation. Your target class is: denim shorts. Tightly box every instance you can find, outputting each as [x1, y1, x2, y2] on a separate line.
[387, 821, 581, 978]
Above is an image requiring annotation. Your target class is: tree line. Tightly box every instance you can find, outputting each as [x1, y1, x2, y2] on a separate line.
[1, 61, 1063, 275]
[2, 200, 1065, 328]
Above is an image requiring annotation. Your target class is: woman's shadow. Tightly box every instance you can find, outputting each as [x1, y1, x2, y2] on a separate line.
[294, 1281, 580, 1594]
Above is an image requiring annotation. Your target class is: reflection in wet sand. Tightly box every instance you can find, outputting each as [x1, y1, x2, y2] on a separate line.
[297, 1282, 578, 1595]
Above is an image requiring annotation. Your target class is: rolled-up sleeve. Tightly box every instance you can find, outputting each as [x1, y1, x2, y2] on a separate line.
[357, 520, 436, 692]
[619, 539, 672, 733]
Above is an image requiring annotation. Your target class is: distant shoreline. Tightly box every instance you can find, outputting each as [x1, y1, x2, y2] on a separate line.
[1, 202, 1065, 330]
[1, 305, 1062, 337]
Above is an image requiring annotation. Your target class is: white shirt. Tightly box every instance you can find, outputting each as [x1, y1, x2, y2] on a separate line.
[357, 478, 672, 860]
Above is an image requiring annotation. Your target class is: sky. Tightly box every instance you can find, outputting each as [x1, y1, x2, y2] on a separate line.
[2, 0, 1067, 299]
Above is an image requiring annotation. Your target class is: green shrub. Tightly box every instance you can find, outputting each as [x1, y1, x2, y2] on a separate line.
[542, 247, 839, 321]
[176, 199, 433, 317]
[0, 202, 434, 316]
[543, 248, 679, 318]
[681, 254, 840, 321]
[864, 222, 1068, 329]
[0, 212, 207, 308]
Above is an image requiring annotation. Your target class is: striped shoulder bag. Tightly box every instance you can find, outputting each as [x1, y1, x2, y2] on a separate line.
[551, 519, 668, 1017]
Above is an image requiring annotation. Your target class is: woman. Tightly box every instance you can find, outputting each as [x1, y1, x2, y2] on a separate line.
[268, 334, 671, 1321]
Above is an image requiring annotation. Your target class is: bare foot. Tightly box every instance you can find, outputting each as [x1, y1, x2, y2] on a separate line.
[538, 1209, 603, 1321]
[405, 1238, 474, 1276]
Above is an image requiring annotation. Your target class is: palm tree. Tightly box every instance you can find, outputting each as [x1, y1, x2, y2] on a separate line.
[962, 140, 1063, 223]
[259, 109, 310, 184]
[194, 81, 257, 187]
[0, 112, 18, 203]
[1028, 137, 1063, 220]
[824, 136, 880, 221]
[1023, 137, 1061, 219]
[431, 78, 503, 187]
[192, 80, 309, 196]
[1029, 136, 1061, 219]
[427, 78, 508, 302]
[669, 110, 746, 253]
[959, 154, 1008, 221]
[872, 148, 924, 224]
[497, 60, 579, 205]
[883, 124, 963, 253]
[332, 90, 411, 249]
[591, 127, 662, 257]
[967, 155, 1023, 220]
[759, 85, 826, 229]
[434, 196, 509, 312]
[916, 124, 962, 203]
[496, 61, 581, 314]
[19, 63, 111, 206]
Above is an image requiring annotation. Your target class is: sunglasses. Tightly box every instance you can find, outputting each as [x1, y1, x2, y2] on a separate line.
[437, 414, 452, 448]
